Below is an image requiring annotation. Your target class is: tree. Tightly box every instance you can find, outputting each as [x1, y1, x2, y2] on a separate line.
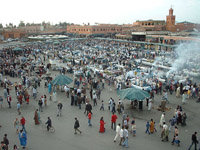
[0, 23, 3, 28]
[6, 23, 14, 28]
[9, 23, 13, 27]
[26, 23, 30, 26]
[18, 21, 25, 27]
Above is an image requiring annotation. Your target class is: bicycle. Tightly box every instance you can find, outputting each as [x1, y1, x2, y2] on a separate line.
[48, 126, 55, 133]
[41, 120, 55, 133]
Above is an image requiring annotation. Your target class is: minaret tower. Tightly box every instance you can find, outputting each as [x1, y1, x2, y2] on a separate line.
[166, 7, 176, 32]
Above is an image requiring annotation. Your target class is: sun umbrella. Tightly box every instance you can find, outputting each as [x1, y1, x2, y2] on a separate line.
[51, 74, 72, 85]
[13, 47, 24, 51]
[117, 87, 150, 101]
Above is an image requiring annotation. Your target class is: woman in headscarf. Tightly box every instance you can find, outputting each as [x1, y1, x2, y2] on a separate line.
[18, 130, 27, 149]
[176, 86, 180, 98]
[159, 113, 165, 127]
[48, 82, 52, 94]
[34, 109, 40, 125]
[99, 116, 105, 133]
[150, 119, 154, 133]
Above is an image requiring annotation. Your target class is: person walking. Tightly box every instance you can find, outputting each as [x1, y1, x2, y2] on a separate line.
[119, 126, 124, 145]
[188, 132, 198, 150]
[182, 91, 187, 104]
[150, 119, 155, 134]
[18, 130, 27, 149]
[108, 98, 113, 111]
[131, 120, 136, 137]
[169, 116, 176, 131]
[38, 99, 43, 112]
[14, 118, 20, 134]
[100, 100, 104, 111]
[161, 122, 169, 142]
[20, 116, 26, 133]
[88, 112, 92, 126]
[74, 118, 82, 134]
[34, 109, 40, 125]
[114, 123, 121, 142]
[111, 100, 116, 113]
[171, 126, 179, 144]
[122, 126, 129, 148]
[57, 101, 63, 117]
[32, 86, 37, 100]
[7, 95, 12, 108]
[111, 112, 118, 130]
[145, 121, 150, 134]
[182, 112, 187, 126]
[99, 117, 105, 133]
[3, 134, 9, 150]
[93, 91, 97, 106]
[0, 96, 3, 108]
[159, 113, 165, 127]
[4, 88, 8, 99]
[17, 102, 21, 115]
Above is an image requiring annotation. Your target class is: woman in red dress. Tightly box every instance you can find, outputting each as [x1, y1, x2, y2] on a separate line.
[25, 94, 29, 104]
[99, 117, 105, 133]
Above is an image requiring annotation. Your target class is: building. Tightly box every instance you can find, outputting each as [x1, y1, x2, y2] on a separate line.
[67, 24, 123, 36]
[19, 24, 42, 34]
[166, 8, 176, 32]
[133, 20, 166, 31]
[2, 29, 26, 39]
[166, 8, 200, 32]
[176, 21, 200, 32]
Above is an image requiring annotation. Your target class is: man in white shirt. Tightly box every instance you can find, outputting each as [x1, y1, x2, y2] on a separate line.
[33, 87, 37, 100]
[161, 122, 169, 141]
[77, 88, 81, 97]
[109, 98, 113, 111]
[119, 126, 124, 145]
[114, 123, 121, 142]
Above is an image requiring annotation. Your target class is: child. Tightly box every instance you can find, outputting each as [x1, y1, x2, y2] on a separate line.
[172, 134, 180, 146]
[131, 122, 136, 136]
[14, 118, 20, 134]
[100, 100, 104, 111]
[13, 144, 18, 150]
[145, 121, 150, 134]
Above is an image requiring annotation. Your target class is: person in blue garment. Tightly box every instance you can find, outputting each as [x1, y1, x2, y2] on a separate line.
[48, 82, 52, 94]
[18, 129, 27, 149]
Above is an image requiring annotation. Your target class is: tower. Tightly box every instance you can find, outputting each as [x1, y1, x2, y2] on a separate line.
[166, 7, 176, 32]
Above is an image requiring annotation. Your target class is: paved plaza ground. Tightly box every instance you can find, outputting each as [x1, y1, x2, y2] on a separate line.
[0, 69, 200, 150]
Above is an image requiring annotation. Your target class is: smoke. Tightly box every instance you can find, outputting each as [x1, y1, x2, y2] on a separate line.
[167, 40, 200, 78]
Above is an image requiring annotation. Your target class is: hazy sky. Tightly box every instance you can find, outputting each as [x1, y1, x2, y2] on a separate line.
[0, 0, 200, 26]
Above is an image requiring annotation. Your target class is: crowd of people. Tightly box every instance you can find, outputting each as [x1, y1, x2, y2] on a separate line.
[0, 38, 200, 150]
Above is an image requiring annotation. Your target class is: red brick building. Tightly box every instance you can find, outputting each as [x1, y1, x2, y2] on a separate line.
[2, 29, 26, 39]
[166, 8, 176, 32]
[166, 8, 200, 32]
